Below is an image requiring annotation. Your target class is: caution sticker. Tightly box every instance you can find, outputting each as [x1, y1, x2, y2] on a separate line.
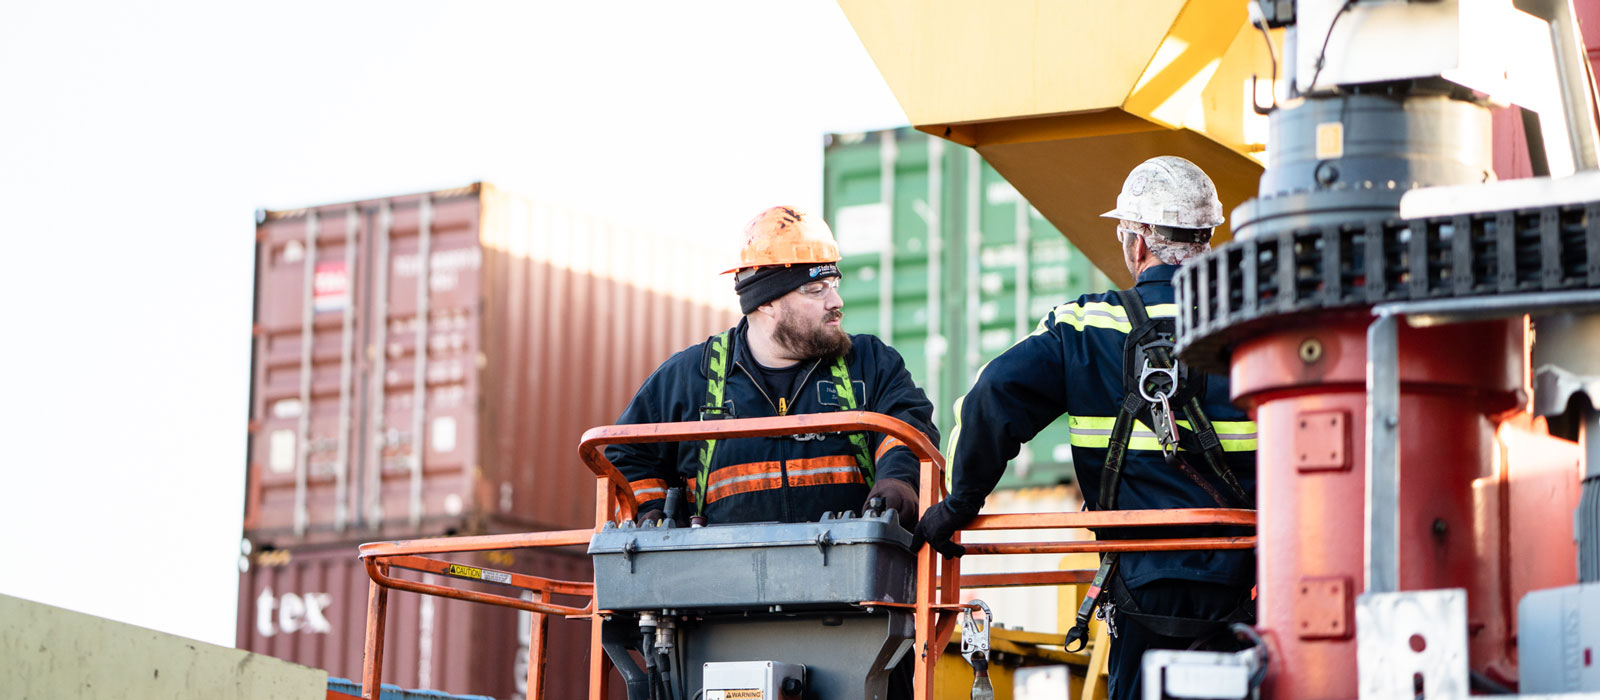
[705, 690, 763, 700]
[445, 564, 513, 585]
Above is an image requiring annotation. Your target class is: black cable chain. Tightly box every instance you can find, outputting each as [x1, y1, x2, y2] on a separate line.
[1173, 200, 1600, 373]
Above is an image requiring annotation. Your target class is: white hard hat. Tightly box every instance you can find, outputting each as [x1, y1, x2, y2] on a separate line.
[1100, 156, 1225, 230]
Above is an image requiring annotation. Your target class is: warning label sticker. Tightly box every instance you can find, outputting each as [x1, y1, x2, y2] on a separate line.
[445, 563, 513, 585]
[446, 564, 482, 580]
[705, 690, 763, 700]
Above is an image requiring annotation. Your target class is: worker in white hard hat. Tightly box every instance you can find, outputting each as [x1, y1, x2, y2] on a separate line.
[914, 156, 1259, 700]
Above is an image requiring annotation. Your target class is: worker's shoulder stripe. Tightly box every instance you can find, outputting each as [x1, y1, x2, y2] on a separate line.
[1066, 415, 1258, 452]
[1047, 300, 1177, 333]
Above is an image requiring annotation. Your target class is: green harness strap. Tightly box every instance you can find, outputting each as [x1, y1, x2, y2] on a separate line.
[695, 331, 731, 515]
[695, 331, 876, 515]
[828, 357, 877, 488]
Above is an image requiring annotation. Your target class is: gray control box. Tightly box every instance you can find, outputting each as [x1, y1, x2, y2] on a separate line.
[1519, 582, 1600, 693]
[703, 660, 805, 700]
[588, 510, 915, 611]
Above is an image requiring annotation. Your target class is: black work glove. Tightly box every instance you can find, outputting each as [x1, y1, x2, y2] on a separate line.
[862, 478, 919, 530]
[910, 500, 977, 559]
[636, 509, 665, 525]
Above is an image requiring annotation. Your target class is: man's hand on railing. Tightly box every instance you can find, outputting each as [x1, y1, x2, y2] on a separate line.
[911, 500, 978, 559]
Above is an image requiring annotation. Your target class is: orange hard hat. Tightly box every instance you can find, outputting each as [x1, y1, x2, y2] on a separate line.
[722, 206, 841, 275]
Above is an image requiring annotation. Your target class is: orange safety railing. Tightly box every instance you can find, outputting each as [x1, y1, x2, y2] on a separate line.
[357, 411, 1255, 700]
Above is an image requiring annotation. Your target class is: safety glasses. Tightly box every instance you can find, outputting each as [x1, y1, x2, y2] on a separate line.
[795, 277, 841, 299]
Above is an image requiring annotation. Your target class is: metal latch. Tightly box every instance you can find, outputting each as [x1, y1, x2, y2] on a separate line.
[961, 600, 994, 700]
[1139, 356, 1181, 456]
[814, 531, 833, 566]
[621, 538, 639, 574]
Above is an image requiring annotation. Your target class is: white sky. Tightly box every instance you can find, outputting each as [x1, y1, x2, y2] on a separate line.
[0, 2, 906, 647]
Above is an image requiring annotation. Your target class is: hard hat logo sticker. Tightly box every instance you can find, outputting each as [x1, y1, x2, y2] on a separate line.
[1129, 173, 1148, 196]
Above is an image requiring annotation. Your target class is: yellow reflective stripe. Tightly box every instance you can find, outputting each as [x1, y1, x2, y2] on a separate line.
[1049, 301, 1178, 333]
[1066, 415, 1258, 452]
[945, 392, 966, 493]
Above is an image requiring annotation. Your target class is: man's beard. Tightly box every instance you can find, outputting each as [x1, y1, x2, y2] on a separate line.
[772, 308, 851, 361]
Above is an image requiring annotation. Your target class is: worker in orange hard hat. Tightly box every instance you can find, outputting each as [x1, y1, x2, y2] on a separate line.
[607, 205, 937, 533]
[914, 157, 1258, 700]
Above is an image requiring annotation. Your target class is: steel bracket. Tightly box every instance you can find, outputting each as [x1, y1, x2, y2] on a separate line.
[1356, 589, 1468, 700]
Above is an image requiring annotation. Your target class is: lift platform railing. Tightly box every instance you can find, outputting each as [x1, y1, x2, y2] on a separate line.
[357, 411, 1255, 700]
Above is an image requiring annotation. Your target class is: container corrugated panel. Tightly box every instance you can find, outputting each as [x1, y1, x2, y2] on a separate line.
[823, 128, 1113, 488]
[237, 540, 610, 700]
[247, 184, 741, 547]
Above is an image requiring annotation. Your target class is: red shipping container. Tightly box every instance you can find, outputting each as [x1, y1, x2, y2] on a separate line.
[246, 184, 741, 547]
[236, 540, 605, 700]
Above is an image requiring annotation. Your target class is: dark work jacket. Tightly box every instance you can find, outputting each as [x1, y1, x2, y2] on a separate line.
[944, 265, 1258, 588]
[606, 318, 940, 525]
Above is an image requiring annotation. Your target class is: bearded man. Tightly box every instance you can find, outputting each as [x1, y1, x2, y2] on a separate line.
[606, 206, 939, 528]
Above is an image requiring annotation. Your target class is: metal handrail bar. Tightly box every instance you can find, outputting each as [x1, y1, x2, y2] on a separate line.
[378, 554, 595, 597]
[363, 557, 593, 617]
[360, 412, 1258, 700]
[358, 528, 594, 558]
[359, 529, 600, 700]
[576, 412, 946, 523]
[961, 536, 1254, 556]
[967, 508, 1255, 530]
[959, 570, 1097, 588]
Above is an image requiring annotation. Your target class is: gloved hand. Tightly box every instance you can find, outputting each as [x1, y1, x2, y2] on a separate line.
[862, 478, 919, 530]
[910, 500, 977, 559]
[636, 509, 666, 525]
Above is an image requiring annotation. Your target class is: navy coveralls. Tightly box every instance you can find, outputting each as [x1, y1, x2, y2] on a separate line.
[944, 264, 1258, 700]
[607, 319, 939, 524]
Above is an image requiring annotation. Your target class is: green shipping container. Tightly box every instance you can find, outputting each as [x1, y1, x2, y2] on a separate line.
[823, 127, 1114, 488]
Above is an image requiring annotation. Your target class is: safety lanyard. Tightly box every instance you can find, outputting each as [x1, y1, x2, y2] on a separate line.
[1066, 288, 1250, 651]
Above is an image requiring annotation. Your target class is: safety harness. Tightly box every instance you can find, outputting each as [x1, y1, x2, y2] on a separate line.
[1063, 289, 1254, 651]
[693, 329, 875, 516]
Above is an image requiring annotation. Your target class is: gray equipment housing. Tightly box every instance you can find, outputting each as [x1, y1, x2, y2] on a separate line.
[589, 510, 916, 611]
[1518, 582, 1600, 693]
[589, 510, 917, 700]
[703, 661, 805, 700]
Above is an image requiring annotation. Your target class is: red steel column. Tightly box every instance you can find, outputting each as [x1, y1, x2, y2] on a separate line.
[1229, 315, 1522, 699]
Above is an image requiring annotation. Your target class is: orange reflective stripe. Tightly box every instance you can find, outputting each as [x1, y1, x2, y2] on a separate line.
[786, 455, 867, 488]
[705, 461, 784, 504]
[629, 478, 669, 503]
[701, 455, 868, 504]
[874, 436, 905, 461]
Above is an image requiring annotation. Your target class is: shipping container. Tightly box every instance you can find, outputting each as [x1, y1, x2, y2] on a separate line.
[247, 184, 742, 547]
[824, 128, 1114, 488]
[236, 538, 610, 700]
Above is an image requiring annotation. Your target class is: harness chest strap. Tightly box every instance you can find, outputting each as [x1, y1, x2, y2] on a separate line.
[1066, 290, 1252, 648]
[1116, 289, 1251, 508]
[694, 331, 731, 515]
